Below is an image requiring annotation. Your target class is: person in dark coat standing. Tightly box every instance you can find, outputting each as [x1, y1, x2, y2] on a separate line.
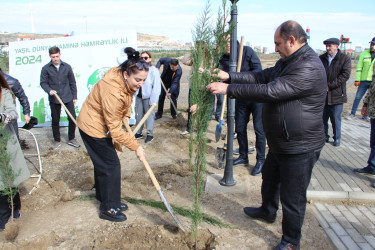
[207, 20, 327, 250]
[40, 46, 79, 149]
[319, 38, 351, 147]
[155, 58, 182, 119]
[219, 38, 266, 175]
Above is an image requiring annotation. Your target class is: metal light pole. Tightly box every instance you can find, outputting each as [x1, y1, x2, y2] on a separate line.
[219, 0, 238, 186]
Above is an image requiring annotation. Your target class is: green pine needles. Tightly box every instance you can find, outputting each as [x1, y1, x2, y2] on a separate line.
[189, 0, 234, 247]
[0, 123, 19, 223]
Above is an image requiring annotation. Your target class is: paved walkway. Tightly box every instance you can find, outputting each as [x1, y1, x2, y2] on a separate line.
[309, 117, 375, 249]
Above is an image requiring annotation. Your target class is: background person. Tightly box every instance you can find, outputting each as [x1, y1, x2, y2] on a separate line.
[219, 36, 265, 175]
[319, 38, 351, 147]
[134, 51, 161, 143]
[207, 20, 326, 250]
[354, 63, 375, 177]
[345, 37, 375, 120]
[155, 58, 182, 120]
[40, 46, 79, 149]
[0, 71, 30, 230]
[0, 68, 31, 138]
[77, 47, 146, 222]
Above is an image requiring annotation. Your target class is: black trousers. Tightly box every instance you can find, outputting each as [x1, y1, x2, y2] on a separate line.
[79, 129, 121, 211]
[0, 191, 21, 227]
[261, 149, 321, 245]
[50, 101, 76, 142]
[157, 86, 178, 117]
[235, 100, 266, 161]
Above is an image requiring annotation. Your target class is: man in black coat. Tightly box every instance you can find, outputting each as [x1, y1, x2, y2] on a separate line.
[320, 38, 351, 147]
[207, 20, 327, 250]
[155, 58, 182, 119]
[0, 68, 31, 136]
[219, 39, 266, 175]
[40, 46, 79, 149]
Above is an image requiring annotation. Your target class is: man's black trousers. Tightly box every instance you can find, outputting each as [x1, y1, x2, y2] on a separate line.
[50, 101, 76, 142]
[260, 149, 321, 246]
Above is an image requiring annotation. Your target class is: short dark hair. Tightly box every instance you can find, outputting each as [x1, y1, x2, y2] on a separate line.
[279, 20, 307, 44]
[49, 46, 60, 55]
[170, 59, 179, 66]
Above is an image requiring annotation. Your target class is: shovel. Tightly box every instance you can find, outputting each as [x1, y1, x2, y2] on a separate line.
[53, 93, 77, 126]
[123, 120, 185, 232]
[160, 80, 186, 126]
[132, 103, 157, 135]
[214, 36, 245, 142]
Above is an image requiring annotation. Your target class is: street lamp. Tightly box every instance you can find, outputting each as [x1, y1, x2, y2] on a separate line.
[219, 0, 239, 186]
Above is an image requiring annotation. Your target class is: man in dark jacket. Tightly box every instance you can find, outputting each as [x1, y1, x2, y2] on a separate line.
[40, 46, 79, 149]
[219, 40, 266, 175]
[207, 20, 327, 250]
[0, 68, 31, 136]
[320, 38, 351, 147]
[155, 58, 182, 119]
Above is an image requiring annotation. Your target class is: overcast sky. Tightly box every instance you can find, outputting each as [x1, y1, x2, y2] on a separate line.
[1, 0, 374, 51]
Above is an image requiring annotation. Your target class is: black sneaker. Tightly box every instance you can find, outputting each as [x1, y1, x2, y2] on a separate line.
[353, 167, 375, 175]
[145, 135, 154, 143]
[135, 133, 143, 139]
[155, 114, 162, 120]
[233, 157, 249, 167]
[273, 240, 300, 250]
[243, 207, 276, 223]
[99, 208, 127, 222]
[117, 203, 128, 212]
[13, 210, 21, 219]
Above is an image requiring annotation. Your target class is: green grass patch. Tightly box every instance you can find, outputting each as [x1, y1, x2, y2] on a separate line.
[124, 197, 237, 229]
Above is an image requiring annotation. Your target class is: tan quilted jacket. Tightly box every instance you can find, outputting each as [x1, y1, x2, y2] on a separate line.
[77, 67, 139, 151]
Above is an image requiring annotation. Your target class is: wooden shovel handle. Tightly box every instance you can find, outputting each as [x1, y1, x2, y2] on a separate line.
[123, 120, 162, 191]
[132, 103, 157, 135]
[53, 93, 77, 126]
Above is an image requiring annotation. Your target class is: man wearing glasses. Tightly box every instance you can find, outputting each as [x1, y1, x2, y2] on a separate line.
[155, 58, 182, 120]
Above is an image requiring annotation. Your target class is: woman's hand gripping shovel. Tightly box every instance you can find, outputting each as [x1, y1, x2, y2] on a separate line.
[123, 119, 185, 232]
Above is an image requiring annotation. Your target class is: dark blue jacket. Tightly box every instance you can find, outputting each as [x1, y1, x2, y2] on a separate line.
[0, 68, 31, 116]
[219, 45, 262, 73]
[156, 57, 182, 96]
[40, 60, 77, 104]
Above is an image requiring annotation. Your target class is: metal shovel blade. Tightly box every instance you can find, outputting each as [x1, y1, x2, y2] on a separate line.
[215, 120, 223, 142]
[177, 113, 186, 127]
[216, 146, 226, 169]
[157, 189, 185, 232]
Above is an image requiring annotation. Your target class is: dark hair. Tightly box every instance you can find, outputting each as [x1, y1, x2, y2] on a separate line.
[140, 51, 152, 66]
[49, 46, 60, 55]
[119, 47, 149, 75]
[170, 59, 179, 66]
[279, 20, 307, 44]
[0, 71, 14, 103]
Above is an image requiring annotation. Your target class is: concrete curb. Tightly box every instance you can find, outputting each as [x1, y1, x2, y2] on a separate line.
[307, 190, 375, 201]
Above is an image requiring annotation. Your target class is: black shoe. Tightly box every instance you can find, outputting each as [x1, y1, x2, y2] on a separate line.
[13, 210, 21, 219]
[353, 167, 375, 175]
[135, 133, 143, 139]
[155, 114, 162, 120]
[233, 157, 249, 167]
[119, 203, 128, 212]
[325, 138, 329, 143]
[243, 207, 276, 223]
[251, 160, 264, 176]
[99, 208, 127, 222]
[145, 135, 154, 143]
[333, 139, 340, 146]
[273, 240, 300, 250]
[172, 115, 177, 119]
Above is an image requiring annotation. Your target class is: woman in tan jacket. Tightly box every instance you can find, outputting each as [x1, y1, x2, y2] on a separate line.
[77, 47, 148, 222]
